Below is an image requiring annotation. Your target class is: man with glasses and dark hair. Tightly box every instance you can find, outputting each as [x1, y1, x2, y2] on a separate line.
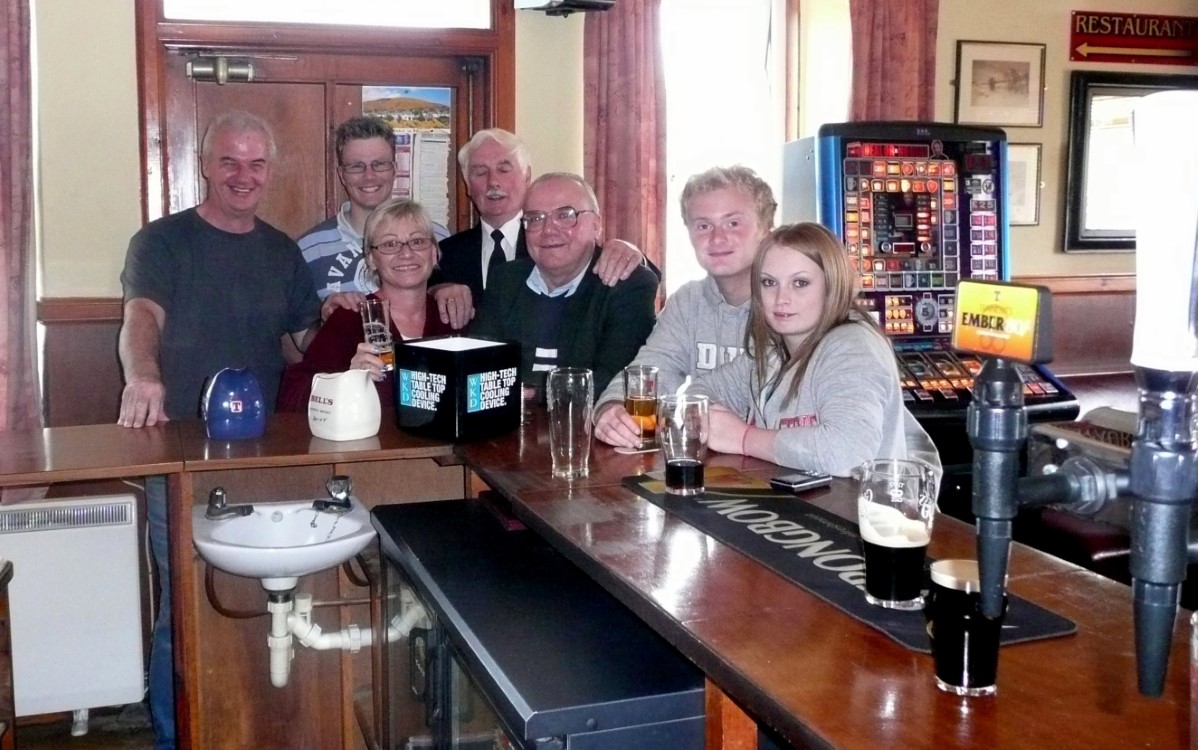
[468, 172, 657, 398]
[432, 128, 652, 329]
[299, 115, 450, 299]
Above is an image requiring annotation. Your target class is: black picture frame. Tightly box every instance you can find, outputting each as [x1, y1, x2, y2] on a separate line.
[1063, 70, 1198, 252]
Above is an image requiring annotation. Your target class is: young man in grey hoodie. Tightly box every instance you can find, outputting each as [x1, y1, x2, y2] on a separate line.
[593, 165, 776, 448]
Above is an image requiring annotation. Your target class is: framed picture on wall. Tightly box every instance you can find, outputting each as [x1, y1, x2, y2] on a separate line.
[954, 41, 1046, 127]
[1007, 143, 1042, 226]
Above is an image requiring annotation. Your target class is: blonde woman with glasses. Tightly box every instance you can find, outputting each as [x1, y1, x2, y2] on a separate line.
[278, 198, 453, 411]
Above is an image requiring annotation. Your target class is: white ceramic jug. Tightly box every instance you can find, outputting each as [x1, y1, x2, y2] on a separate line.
[308, 369, 381, 441]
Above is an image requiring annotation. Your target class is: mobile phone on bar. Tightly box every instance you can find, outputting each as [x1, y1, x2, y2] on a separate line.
[770, 469, 833, 494]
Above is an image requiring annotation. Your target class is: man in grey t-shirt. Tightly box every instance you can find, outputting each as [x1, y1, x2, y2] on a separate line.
[594, 166, 776, 448]
[116, 111, 319, 750]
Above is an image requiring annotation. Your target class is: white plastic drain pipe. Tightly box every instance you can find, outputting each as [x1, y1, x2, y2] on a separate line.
[267, 590, 427, 688]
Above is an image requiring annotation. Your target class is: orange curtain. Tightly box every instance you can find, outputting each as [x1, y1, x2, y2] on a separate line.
[583, 0, 667, 271]
[849, 0, 939, 121]
[0, 0, 38, 432]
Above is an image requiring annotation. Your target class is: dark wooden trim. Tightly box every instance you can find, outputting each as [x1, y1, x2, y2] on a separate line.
[1012, 273, 1136, 295]
[36, 297, 123, 323]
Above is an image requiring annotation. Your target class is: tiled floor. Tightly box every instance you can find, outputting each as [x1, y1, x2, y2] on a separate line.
[15, 705, 155, 750]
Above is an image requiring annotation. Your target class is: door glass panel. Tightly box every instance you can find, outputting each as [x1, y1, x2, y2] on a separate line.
[163, 0, 491, 29]
[382, 564, 437, 749]
[364, 86, 454, 230]
[448, 651, 517, 749]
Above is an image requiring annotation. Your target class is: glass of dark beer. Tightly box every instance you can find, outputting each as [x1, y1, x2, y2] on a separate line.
[657, 394, 708, 496]
[623, 365, 659, 449]
[855, 458, 937, 610]
[926, 559, 1004, 696]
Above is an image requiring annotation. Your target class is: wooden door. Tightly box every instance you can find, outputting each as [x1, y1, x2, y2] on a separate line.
[160, 52, 485, 238]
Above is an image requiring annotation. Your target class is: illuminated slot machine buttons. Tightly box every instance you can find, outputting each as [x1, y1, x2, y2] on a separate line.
[984, 214, 996, 227]
[881, 241, 893, 253]
[926, 180, 939, 193]
[982, 179, 995, 193]
[888, 273, 902, 287]
[859, 181, 871, 193]
[1042, 382, 1059, 395]
[971, 258, 985, 271]
[1028, 382, 1047, 396]
[873, 260, 886, 272]
[917, 272, 932, 287]
[846, 227, 860, 241]
[873, 161, 888, 176]
[902, 162, 915, 175]
[939, 321, 952, 333]
[939, 388, 959, 400]
[1022, 383, 1035, 397]
[944, 210, 957, 224]
[872, 179, 885, 192]
[845, 193, 858, 207]
[943, 226, 958, 241]
[884, 259, 899, 271]
[931, 272, 943, 287]
[971, 229, 986, 242]
[970, 215, 985, 227]
[984, 229, 997, 241]
[945, 272, 958, 287]
[914, 389, 935, 402]
[927, 163, 941, 176]
[942, 163, 956, 177]
[886, 179, 900, 192]
[849, 257, 859, 271]
[903, 272, 917, 288]
[912, 180, 926, 192]
[861, 242, 873, 256]
[900, 179, 912, 193]
[887, 162, 901, 175]
[859, 209, 871, 222]
[845, 210, 859, 223]
[916, 161, 928, 175]
[861, 274, 875, 288]
[942, 178, 956, 193]
[942, 194, 957, 210]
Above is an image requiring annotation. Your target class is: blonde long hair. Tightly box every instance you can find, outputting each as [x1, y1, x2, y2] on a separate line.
[745, 222, 879, 407]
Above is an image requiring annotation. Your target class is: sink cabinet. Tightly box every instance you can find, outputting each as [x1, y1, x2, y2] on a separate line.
[0, 416, 467, 750]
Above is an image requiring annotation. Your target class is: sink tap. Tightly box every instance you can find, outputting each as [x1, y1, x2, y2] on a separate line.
[312, 475, 353, 514]
[206, 487, 253, 520]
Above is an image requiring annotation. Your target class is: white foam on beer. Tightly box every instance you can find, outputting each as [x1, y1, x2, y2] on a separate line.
[858, 502, 930, 548]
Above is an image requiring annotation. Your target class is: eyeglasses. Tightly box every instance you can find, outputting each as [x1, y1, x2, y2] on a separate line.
[521, 206, 596, 232]
[341, 160, 396, 175]
[369, 236, 434, 254]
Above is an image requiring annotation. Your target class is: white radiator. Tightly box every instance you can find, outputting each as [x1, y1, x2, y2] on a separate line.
[0, 494, 144, 716]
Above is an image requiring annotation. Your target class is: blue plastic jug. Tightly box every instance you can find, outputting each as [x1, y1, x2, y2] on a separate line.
[202, 367, 266, 440]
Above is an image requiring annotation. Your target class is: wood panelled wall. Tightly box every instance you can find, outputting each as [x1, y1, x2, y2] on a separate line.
[37, 275, 1136, 427]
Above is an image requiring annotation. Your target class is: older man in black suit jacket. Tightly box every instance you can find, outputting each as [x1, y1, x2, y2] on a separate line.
[430, 128, 648, 328]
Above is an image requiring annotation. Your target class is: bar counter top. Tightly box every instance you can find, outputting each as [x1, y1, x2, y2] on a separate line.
[457, 416, 1194, 749]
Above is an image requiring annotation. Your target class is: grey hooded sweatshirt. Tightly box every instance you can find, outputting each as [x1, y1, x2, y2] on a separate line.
[692, 320, 941, 481]
[596, 275, 750, 408]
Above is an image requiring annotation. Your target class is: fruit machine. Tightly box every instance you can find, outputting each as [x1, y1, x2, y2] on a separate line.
[781, 121, 1078, 516]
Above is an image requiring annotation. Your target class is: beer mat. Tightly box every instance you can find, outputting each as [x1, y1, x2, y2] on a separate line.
[622, 468, 1077, 654]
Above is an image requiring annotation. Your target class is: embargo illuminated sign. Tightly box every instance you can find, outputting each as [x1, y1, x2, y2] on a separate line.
[1071, 11, 1198, 66]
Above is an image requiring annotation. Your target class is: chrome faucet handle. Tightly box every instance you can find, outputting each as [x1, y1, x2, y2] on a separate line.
[326, 475, 352, 504]
[209, 487, 228, 509]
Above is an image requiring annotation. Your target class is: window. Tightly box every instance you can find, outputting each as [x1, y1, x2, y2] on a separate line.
[162, 0, 491, 29]
[660, 0, 785, 295]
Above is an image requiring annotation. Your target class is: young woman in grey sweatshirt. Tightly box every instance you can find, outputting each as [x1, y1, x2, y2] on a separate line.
[693, 223, 940, 480]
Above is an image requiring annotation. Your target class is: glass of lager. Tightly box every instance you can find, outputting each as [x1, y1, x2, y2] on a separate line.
[623, 365, 659, 449]
[855, 458, 937, 610]
[360, 297, 395, 372]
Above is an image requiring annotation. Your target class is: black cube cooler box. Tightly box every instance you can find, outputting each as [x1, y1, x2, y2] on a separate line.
[394, 335, 520, 441]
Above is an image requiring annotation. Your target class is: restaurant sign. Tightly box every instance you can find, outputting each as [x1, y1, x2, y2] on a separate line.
[1071, 11, 1198, 66]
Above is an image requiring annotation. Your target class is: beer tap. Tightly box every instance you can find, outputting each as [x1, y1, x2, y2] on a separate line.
[965, 90, 1198, 698]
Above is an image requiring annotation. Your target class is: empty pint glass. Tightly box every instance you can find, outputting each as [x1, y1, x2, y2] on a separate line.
[855, 458, 936, 610]
[546, 367, 594, 480]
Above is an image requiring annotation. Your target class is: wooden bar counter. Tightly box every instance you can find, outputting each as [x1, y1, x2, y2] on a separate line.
[456, 416, 1194, 749]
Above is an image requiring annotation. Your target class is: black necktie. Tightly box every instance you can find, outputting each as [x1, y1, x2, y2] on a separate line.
[486, 229, 506, 288]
